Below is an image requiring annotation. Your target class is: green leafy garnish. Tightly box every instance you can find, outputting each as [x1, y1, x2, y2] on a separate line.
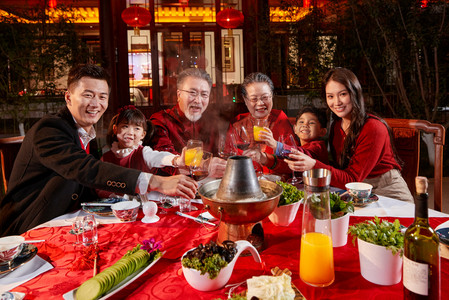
[348, 216, 404, 256]
[276, 181, 304, 206]
[124, 244, 142, 256]
[182, 253, 228, 279]
[330, 192, 354, 219]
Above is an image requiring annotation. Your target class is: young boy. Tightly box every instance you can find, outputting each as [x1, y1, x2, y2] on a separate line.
[288, 105, 328, 164]
[253, 105, 329, 172]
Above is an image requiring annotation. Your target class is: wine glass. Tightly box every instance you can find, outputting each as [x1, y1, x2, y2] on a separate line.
[190, 151, 212, 181]
[234, 125, 251, 151]
[158, 194, 168, 214]
[185, 139, 203, 168]
[71, 216, 83, 246]
[218, 133, 237, 159]
[280, 134, 302, 186]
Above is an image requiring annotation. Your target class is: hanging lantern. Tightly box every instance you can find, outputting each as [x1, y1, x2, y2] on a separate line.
[216, 8, 244, 36]
[121, 6, 151, 36]
[48, 0, 57, 9]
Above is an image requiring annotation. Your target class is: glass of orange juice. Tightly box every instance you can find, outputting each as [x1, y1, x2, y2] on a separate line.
[253, 119, 268, 142]
[300, 168, 335, 287]
[185, 140, 203, 167]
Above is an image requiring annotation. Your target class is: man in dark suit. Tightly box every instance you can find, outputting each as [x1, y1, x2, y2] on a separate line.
[0, 64, 197, 236]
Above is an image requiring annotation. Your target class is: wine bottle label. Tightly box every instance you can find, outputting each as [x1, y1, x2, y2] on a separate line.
[403, 256, 429, 296]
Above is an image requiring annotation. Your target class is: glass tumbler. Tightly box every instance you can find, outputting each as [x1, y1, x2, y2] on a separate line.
[178, 198, 192, 213]
[82, 215, 98, 247]
[299, 168, 335, 287]
[253, 119, 268, 142]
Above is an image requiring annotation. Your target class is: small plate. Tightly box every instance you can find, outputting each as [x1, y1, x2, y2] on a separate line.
[82, 197, 127, 217]
[0, 243, 38, 275]
[436, 228, 449, 246]
[342, 193, 379, 207]
[63, 251, 165, 300]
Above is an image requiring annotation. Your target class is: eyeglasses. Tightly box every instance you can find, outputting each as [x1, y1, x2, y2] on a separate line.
[246, 95, 272, 104]
[179, 89, 210, 100]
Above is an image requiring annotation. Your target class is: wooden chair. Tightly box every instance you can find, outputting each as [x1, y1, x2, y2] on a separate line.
[384, 119, 446, 212]
[0, 135, 24, 196]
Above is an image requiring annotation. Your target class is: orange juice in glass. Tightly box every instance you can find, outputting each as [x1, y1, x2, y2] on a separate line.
[300, 232, 335, 287]
[253, 119, 268, 142]
[185, 140, 203, 167]
[185, 148, 203, 167]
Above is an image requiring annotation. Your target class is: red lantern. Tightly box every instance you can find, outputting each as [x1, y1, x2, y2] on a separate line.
[48, 0, 57, 9]
[121, 6, 151, 35]
[216, 8, 244, 36]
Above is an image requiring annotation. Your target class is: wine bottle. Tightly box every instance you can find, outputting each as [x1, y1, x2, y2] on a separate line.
[403, 176, 440, 299]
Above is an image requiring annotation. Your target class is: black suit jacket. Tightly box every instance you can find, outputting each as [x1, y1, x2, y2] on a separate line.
[0, 107, 141, 236]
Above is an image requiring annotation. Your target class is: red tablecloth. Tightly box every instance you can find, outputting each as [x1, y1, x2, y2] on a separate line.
[13, 206, 449, 300]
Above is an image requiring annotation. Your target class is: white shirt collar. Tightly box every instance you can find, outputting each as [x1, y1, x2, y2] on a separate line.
[72, 117, 96, 148]
[111, 141, 141, 158]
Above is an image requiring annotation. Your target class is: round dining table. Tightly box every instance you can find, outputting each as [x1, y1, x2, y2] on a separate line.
[3, 194, 449, 300]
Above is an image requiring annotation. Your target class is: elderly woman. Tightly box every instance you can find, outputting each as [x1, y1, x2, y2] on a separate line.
[225, 72, 295, 174]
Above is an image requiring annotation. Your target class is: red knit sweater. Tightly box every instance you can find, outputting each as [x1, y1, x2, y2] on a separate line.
[314, 117, 400, 189]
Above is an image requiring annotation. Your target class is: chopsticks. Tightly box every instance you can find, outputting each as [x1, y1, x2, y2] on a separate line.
[93, 255, 98, 277]
[81, 202, 113, 206]
[25, 240, 45, 244]
[175, 211, 217, 226]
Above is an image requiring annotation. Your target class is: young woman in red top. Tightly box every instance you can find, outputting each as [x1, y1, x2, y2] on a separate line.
[289, 68, 413, 202]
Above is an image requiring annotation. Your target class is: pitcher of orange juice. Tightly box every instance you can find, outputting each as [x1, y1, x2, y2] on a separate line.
[300, 168, 335, 287]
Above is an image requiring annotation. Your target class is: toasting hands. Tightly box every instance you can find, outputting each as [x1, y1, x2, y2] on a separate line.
[285, 150, 316, 172]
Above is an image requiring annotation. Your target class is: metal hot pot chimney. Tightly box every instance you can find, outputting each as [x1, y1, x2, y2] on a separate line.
[199, 156, 283, 251]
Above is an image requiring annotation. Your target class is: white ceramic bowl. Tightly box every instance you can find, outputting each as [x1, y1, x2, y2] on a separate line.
[0, 236, 25, 265]
[111, 201, 140, 222]
[268, 201, 301, 226]
[181, 240, 261, 291]
[345, 182, 373, 202]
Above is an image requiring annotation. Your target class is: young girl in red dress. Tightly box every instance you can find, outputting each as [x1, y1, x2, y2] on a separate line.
[97, 106, 184, 198]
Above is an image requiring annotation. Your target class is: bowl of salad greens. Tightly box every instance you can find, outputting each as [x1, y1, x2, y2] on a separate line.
[181, 240, 261, 291]
[268, 182, 304, 226]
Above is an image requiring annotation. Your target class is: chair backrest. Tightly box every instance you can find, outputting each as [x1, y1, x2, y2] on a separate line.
[384, 119, 446, 211]
[0, 136, 24, 196]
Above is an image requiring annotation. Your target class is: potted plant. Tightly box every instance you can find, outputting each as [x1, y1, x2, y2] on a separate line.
[329, 192, 354, 247]
[268, 181, 304, 226]
[348, 217, 404, 285]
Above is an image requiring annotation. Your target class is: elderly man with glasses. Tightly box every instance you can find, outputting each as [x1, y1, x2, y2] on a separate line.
[150, 68, 226, 177]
